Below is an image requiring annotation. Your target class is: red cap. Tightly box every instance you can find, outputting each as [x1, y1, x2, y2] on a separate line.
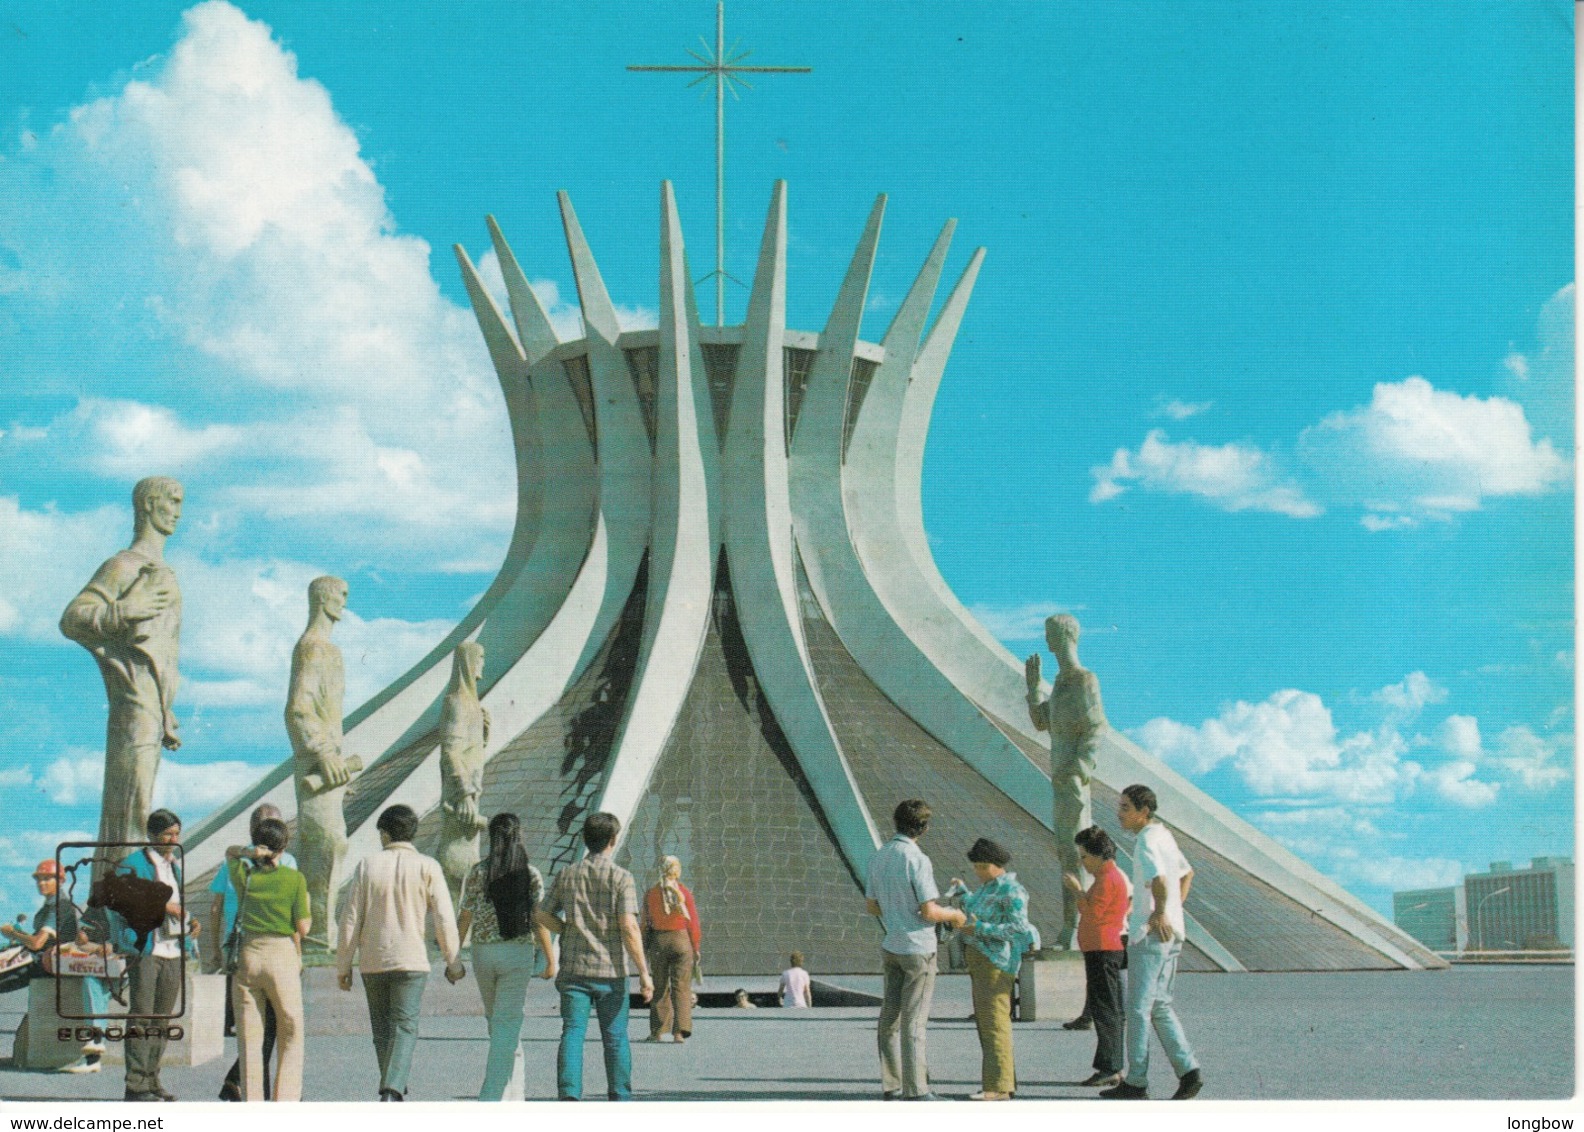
[32, 860, 60, 879]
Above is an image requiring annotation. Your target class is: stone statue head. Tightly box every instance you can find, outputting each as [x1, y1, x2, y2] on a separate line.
[1045, 613, 1080, 655]
[448, 640, 485, 699]
[308, 576, 349, 623]
[132, 476, 184, 538]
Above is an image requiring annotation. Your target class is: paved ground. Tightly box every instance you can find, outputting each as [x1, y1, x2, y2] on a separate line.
[0, 965, 1572, 1103]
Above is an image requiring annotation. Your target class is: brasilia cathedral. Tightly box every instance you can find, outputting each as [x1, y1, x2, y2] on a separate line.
[177, 181, 1443, 974]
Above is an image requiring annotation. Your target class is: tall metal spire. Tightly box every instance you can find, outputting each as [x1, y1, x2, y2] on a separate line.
[629, 1, 810, 326]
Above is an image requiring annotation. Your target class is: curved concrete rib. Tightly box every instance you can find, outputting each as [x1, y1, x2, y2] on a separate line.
[599, 182, 721, 830]
[789, 203, 1053, 830]
[723, 182, 880, 877]
[558, 192, 655, 682]
[487, 214, 561, 365]
[349, 202, 659, 861]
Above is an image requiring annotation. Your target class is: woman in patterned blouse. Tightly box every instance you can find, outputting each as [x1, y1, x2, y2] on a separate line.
[954, 837, 1040, 1101]
[457, 813, 556, 1100]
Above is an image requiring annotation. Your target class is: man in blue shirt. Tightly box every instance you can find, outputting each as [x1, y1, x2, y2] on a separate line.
[864, 799, 967, 1101]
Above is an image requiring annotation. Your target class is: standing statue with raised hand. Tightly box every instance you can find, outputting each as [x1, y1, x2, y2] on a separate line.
[438, 641, 490, 906]
[60, 476, 185, 876]
[288, 575, 356, 955]
[1026, 613, 1107, 948]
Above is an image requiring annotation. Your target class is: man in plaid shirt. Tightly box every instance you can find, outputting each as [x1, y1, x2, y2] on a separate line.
[536, 812, 654, 1100]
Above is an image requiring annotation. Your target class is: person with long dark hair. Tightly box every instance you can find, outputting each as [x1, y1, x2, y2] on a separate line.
[457, 812, 556, 1101]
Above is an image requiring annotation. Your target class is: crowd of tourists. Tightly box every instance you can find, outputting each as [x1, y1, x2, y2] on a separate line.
[3, 781, 1203, 1102]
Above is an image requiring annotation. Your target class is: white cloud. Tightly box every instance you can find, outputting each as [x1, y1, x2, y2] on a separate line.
[1133, 687, 1418, 803]
[0, 829, 98, 871]
[1436, 714, 1482, 759]
[1090, 430, 1321, 517]
[1341, 855, 1465, 894]
[0, 496, 128, 643]
[65, 399, 244, 478]
[0, 502, 452, 713]
[153, 756, 269, 813]
[1502, 283, 1574, 443]
[0, 0, 519, 565]
[1301, 376, 1570, 527]
[1157, 399, 1213, 421]
[19, 745, 270, 825]
[967, 602, 1075, 643]
[37, 748, 106, 807]
[1490, 726, 1571, 791]
[1095, 290, 1573, 530]
[1370, 671, 1448, 718]
[1132, 673, 1520, 810]
[0, 766, 32, 788]
[1246, 807, 1385, 861]
[1247, 808, 1464, 894]
[1422, 758, 1499, 807]
[172, 552, 453, 709]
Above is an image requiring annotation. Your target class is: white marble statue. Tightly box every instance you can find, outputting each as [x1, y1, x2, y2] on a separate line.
[60, 476, 184, 875]
[1026, 613, 1108, 948]
[438, 641, 490, 906]
[288, 575, 356, 953]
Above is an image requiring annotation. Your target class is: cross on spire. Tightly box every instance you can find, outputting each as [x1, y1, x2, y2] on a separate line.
[629, 1, 810, 326]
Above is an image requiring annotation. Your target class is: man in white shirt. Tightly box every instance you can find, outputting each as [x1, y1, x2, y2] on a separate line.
[779, 951, 811, 1008]
[1102, 784, 1203, 1101]
[337, 804, 463, 1101]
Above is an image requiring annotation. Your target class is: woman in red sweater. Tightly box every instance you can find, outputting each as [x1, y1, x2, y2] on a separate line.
[642, 855, 702, 1043]
[1064, 826, 1130, 1087]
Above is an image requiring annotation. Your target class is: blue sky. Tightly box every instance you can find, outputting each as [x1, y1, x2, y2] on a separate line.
[0, 1, 1572, 924]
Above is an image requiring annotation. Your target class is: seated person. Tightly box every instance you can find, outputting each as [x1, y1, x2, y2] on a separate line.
[0, 861, 79, 982]
[0, 861, 102, 1074]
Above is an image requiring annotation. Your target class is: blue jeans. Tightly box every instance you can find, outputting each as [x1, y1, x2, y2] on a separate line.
[1124, 936, 1198, 1088]
[474, 942, 538, 1101]
[556, 977, 632, 1100]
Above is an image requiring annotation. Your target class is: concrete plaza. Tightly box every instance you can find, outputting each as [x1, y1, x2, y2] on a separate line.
[0, 964, 1571, 1103]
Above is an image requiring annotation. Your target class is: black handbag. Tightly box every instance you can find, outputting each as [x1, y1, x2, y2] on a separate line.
[220, 862, 253, 976]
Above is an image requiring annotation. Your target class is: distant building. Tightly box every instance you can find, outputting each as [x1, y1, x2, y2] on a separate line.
[1393, 886, 1466, 953]
[1464, 858, 1574, 951]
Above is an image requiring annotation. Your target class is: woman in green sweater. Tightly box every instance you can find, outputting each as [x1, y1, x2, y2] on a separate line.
[225, 818, 310, 1102]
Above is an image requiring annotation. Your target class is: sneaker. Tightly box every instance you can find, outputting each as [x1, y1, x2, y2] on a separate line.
[218, 1081, 243, 1102]
[57, 1057, 101, 1074]
[1081, 1071, 1123, 1088]
[1172, 1069, 1203, 1100]
[882, 1090, 902, 1101]
[1099, 1081, 1149, 1100]
[81, 1042, 106, 1055]
[378, 1088, 404, 1102]
[1062, 1016, 1094, 1030]
[904, 1093, 946, 1101]
[967, 1091, 1011, 1101]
